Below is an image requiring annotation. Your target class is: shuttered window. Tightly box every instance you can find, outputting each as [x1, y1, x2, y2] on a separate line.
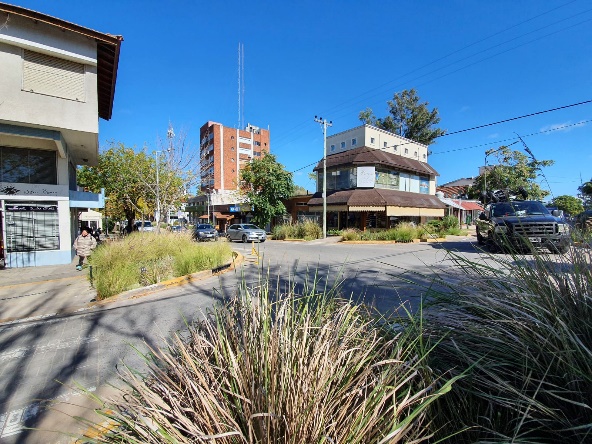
[5, 202, 60, 252]
[22, 50, 85, 102]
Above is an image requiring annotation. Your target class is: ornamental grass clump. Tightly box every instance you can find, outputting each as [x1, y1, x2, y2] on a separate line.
[272, 221, 322, 240]
[422, 246, 592, 442]
[83, 279, 458, 443]
[90, 232, 232, 299]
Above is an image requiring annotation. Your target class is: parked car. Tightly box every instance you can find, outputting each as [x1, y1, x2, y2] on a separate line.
[135, 221, 154, 232]
[193, 224, 219, 242]
[476, 200, 571, 254]
[226, 223, 266, 243]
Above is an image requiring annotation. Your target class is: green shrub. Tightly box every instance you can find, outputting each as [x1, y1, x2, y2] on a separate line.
[441, 215, 459, 231]
[84, 280, 458, 443]
[90, 232, 232, 299]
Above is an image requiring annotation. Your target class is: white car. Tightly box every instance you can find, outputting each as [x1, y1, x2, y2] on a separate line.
[135, 221, 154, 232]
[226, 224, 266, 243]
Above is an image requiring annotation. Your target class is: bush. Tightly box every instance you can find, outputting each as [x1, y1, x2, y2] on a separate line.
[422, 247, 592, 442]
[272, 221, 322, 240]
[84, 280, 457, 443]
[90, 232, 232, 299]
[341, 228, 361, 241]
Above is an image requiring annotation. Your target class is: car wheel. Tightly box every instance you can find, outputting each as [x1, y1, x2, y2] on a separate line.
[242, 234, 248, 243]
[476, 230, 484, 245]
[549, 244, 568, 254]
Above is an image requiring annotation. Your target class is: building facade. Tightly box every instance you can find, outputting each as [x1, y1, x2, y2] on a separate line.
[308, 125, 445, 230]
[0, 3, 122, 267]
[187, 121, 270, 231]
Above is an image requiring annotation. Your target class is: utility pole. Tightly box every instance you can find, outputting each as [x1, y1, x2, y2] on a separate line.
[314, 116, 332, 238]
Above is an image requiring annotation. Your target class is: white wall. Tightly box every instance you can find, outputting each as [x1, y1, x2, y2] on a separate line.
[0, 13, 99, 138]
[326, 125, 429, 161]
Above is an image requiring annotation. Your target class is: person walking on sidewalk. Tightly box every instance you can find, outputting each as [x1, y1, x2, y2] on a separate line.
[73, 227, 97, 271]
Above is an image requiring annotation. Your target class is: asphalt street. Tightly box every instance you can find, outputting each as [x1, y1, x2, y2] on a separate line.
[0, 235, 483, 443]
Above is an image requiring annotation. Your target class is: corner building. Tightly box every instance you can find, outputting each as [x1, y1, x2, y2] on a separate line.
[187, 121, 270, 231]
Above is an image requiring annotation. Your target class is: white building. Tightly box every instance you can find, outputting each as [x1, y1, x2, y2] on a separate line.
[0, 3, 122, 267]
[308, 125, 445, 229]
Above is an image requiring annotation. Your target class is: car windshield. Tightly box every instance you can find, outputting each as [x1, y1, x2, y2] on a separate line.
[242, 224, 259, 230]
[492, 201, 549, 217]
[197, 224, 214, 229]
[136, 221, 151, 227]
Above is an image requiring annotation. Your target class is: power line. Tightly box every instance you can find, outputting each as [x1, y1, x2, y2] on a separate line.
[442, 100, 592, 137]
[273, 2, 590, 148]
[290, 108, 592, 174]
[431, 119, 592, 155]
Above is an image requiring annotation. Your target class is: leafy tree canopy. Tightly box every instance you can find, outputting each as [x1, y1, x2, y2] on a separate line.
[240, 153, 294, 228]
[469, 146, 554, 201]
[579, 178, 592, 209]
[359, 88, 446, 145]
[550, 195, 584, 216]
[78, 143, 154, 230]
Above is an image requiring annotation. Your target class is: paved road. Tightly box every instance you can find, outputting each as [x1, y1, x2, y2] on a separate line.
[0, 236, 483, 443]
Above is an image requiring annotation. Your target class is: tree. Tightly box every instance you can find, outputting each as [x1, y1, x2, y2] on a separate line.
[240, 153, 294, 228]
[470, 146, 554, 201]
[139, 125, 198, 228]
[579, 179, 592, 209]
[358, 88, 446, 145]
[78, 143, 156, 232]
[78, 143, 153, 231]
[550, 195, 584, 216]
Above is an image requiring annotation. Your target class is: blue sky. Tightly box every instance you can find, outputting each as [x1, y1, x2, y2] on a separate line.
[13, 0, 592, 198]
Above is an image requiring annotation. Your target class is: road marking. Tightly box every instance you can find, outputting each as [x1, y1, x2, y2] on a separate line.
[0, 387, 96, 439]
[0, 336, 98, 362]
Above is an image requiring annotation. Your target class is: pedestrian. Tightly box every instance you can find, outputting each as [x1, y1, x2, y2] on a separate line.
[73, 227, 97, 271]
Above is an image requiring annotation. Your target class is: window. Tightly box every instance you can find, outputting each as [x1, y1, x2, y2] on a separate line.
[330, 144, 335, 152]
[231, 169, 235, 173]
[423, 154, 426, 160]
[231, 136, 235, 139]
[231, 157, 235, 162]
[384, 142, 387, 148]
[4, 201, 60, 252]
[231, 147, 235, 151]
[370, 137, 375, 144]
[0, 147, 57, 184]
[23, 50, 85, 101]
[255, 141, 261, 146]
[405, 148, 409, 154]
[341, 141, 346, 148]
[414, 151, 418, 157]
[351, 138, 357, 146]
[393, 145, 398, 151]
[375, 168, 400, 190]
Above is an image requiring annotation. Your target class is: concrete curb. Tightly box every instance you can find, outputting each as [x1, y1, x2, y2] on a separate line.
[88, 252, 243, 308]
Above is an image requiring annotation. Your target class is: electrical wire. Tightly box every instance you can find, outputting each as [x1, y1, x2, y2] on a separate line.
[273, 2, 591, 148]
[289, 100, 592, 173]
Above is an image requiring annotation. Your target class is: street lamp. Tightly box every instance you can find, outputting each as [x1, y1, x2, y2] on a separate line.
[314, 116, 332, 238]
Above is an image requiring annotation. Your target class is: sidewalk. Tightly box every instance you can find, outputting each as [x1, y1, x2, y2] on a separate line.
[0, 259, 97, 324]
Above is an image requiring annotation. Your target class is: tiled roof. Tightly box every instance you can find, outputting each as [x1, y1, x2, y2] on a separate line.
[436, 185, 469, 198]
[308, 188, 446, 209]
[314, 147, 439, 176]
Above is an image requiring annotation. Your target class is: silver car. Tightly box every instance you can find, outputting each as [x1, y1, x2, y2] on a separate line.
[226, 223, 266, 243]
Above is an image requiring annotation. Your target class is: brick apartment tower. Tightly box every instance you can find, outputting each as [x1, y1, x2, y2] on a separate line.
[199, 121, 270, 195]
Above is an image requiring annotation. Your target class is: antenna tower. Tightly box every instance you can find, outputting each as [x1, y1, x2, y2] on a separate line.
[237, 43, 245, 129]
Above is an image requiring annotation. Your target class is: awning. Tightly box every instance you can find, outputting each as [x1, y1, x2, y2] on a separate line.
[349, 206, 385, 212]
[198, 214, 210, 219]
[438, 197, 464, 209]
[458, 201, 484, 211]
[213, 212, 234, 220]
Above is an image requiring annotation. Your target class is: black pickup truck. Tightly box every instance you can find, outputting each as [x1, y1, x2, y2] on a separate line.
[476, 200, 571, 253]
